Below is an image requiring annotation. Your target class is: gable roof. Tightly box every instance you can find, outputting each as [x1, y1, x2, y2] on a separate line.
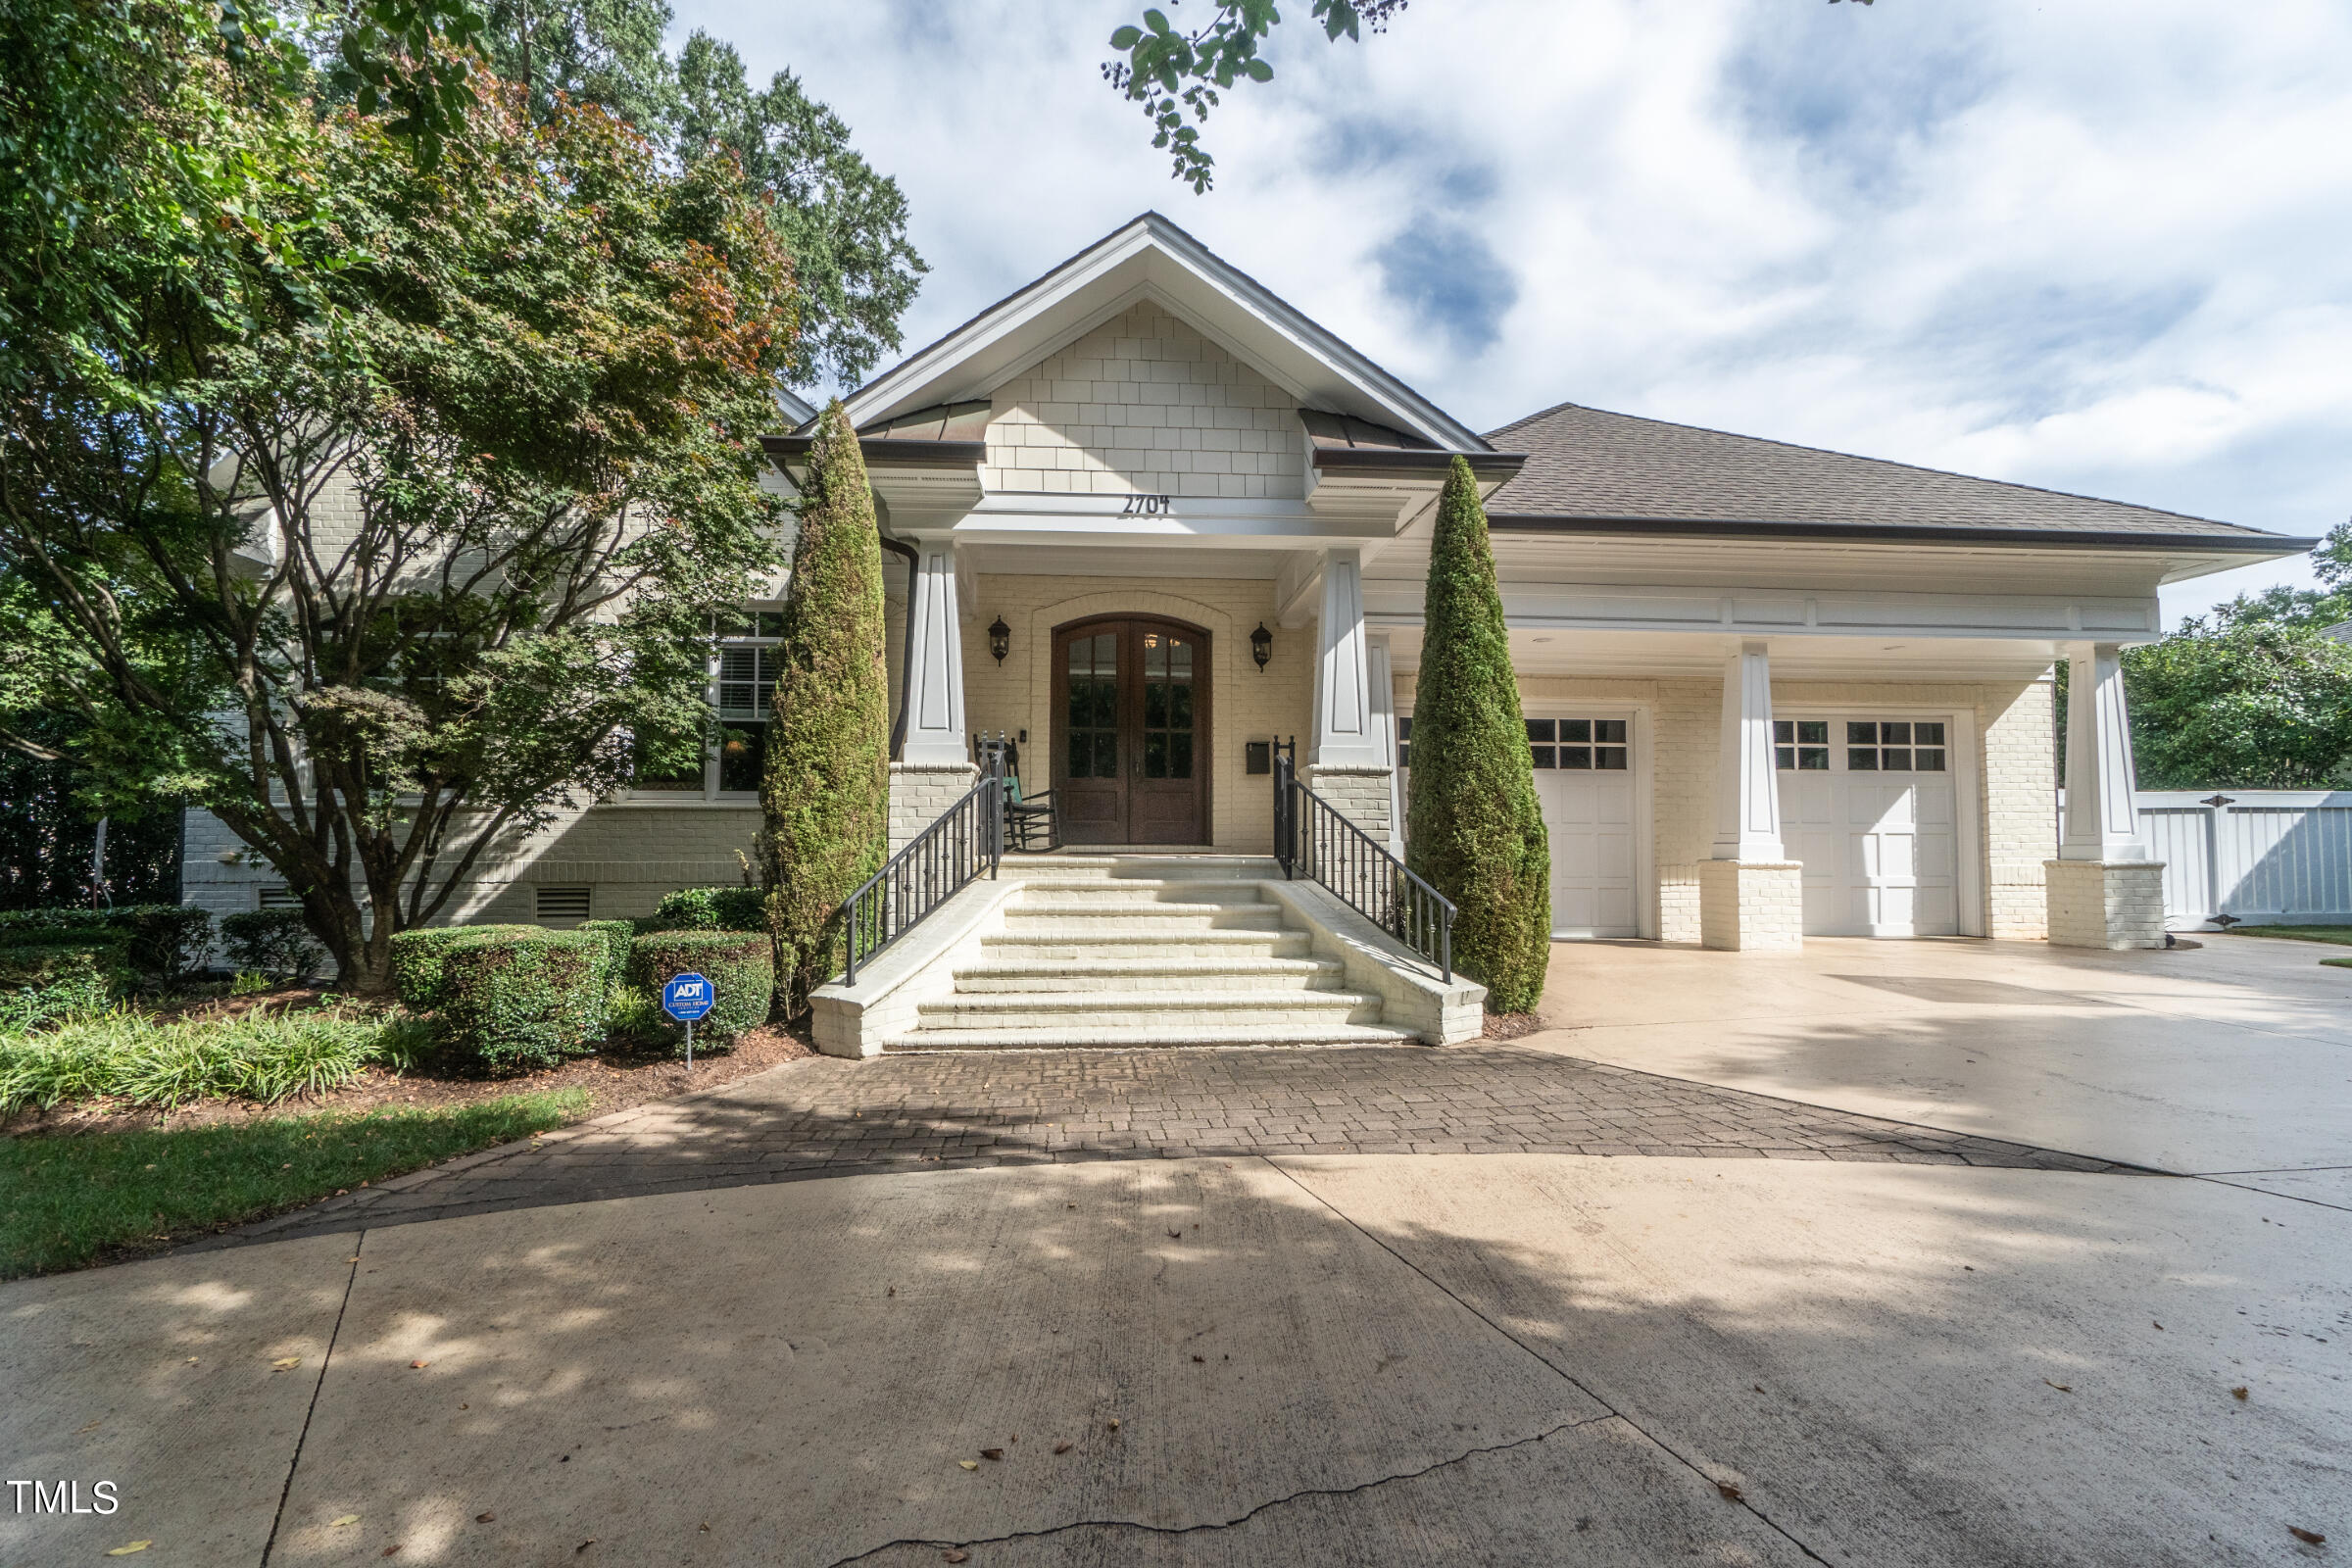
[832, 213, 1493, 455]
[1484, 401, 2309, 554]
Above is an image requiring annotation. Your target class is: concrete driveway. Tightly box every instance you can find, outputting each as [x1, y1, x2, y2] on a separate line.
[4, 936, 2346, 1566]
[1533, 933, 2352, 1203]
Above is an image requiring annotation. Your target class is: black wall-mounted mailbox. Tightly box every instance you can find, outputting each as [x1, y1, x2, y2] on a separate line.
[1245, 741, 1271, 776]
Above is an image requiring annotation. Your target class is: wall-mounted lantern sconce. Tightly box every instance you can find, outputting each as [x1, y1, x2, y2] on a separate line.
[1250, 621, 1272, 671]
[988, 615, 1010, 665]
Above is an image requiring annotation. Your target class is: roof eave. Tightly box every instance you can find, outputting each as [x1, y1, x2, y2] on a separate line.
[760, 434, 987, 471]
[1314, 450, 1526, 481]
[1484, 514, 2316, 555]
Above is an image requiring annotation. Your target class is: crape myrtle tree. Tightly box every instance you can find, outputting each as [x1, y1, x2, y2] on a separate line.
[760, 403, 891, 1015]
[0, 47, 800, 987]
[1404, 457, 1549, 1013]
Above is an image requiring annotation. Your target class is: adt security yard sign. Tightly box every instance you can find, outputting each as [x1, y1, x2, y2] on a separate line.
[662, 971, 714, 1066]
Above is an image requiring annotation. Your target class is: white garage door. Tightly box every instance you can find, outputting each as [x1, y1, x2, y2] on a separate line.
[1528, 716, 1639, 938]
[1776, 717, 1959, 937]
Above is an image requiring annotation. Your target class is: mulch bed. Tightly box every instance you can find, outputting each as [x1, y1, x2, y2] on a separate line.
[0, 989, 814, 1141]
[1481, 1011, 1549, 1041]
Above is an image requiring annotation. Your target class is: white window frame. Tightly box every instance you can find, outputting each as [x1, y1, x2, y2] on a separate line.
[625, 606, 785, 805]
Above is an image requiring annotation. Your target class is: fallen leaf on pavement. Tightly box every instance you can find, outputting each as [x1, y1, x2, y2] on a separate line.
[574, 1541, 595, 1554]
[381, 1548, 401, 1558]
[2232, 1387, 2250, 1401]
[1054, 1442, 1073, 1454]
[1106, 1419, 1120, 1431]
[2152, 1322, 2163, 1331]
[105, 1545, 152, 1557]
[271, 1357, 302, 1371]
[1716, 1483, 1743, 1502]
[410, 1360, 429, 1369]
[980, 1448, 1004, 1461]
[475, 1513, 495, 1523]
[957, 1460, 979, 1472]
[945, 1552, 969, 1564]
[2043, 1380, 2073, 1394]
[77, 1419, 102, 1433]
[331, 1515, 361, 1527]
[1167, 1230, 1182, 1240]
[2290, 1527, 2326, 1545]
[1192, 1355, 1204, 1363]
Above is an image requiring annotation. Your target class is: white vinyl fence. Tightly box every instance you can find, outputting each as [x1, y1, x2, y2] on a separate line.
[2136, 790, 2352, 930]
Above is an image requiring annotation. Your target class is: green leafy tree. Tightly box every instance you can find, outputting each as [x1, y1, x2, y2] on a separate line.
[2124, 622, 2352, 789]
[1405, 456, 1548, 1012]
[0, 75, 799, 987]
[433, 0, 925, 387]
[1104, 1, 1407, 191]
[2196, 520, 2352, 635]
[760, 402, 891, 1015]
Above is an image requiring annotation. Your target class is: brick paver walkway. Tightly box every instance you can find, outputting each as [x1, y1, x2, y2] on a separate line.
[208, 1044, 2136, 1249]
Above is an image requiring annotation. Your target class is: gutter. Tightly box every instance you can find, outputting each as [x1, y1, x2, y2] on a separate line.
[760, 434, 986, 470]
[1483, 514, 2317, 554]
[1312, 449, 1526, 483]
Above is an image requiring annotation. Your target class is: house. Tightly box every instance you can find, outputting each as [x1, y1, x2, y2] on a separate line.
[182, 214, 2309, 1044]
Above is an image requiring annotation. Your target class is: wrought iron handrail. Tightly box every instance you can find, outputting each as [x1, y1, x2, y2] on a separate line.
[839, 754, 1004, 986]
[1271, 739, 1454, 982]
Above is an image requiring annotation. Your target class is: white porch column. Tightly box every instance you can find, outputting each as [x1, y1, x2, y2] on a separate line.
[1305, 549, 1393, 839]
[2046, 642, 2165, 948]
[1700, 640, 1802, 951]
[889, 535, 976, 852]
[1366, 633, 1403, 855]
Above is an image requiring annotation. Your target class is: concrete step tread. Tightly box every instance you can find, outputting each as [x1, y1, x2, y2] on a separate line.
[954, 956, 1341, 979]
[881, 1022, 1422, 1052]
[1011, 893, 1272, 911]
[986, 926, 1305, 945]
[918, 988, 1382, 1015]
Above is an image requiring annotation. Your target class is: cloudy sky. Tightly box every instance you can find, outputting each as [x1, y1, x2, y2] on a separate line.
[673, 0, 2352, 624]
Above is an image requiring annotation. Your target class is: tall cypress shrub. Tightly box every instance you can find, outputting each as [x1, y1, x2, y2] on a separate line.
[1405, 456, 1549, 1012]
[761, 401, 891, 1014]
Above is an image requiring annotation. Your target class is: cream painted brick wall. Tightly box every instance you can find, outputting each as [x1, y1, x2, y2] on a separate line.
[1302, 763, 1395, 843]
[1697, 859, 1804, 951]
[2044, 858, 2166, 949]
[960, 574, 1314, 851]
[1983, 677, 2057, 938]
[981, 302, 1306, 501]
[888, 762, 980, 854]
[181, 802, 761, 942]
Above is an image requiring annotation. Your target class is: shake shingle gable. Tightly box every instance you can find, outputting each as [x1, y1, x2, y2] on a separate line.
[1483, 401, 2289, 546]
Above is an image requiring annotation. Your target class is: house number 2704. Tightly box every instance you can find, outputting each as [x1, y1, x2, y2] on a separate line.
[1120, 493, 1175, 515]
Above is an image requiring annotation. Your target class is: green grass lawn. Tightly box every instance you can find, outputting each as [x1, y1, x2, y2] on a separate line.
[0, 1090, 585, 1279]
[2230, 924, 2352, 946]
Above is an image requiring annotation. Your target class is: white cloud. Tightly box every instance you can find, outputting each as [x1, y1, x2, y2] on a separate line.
[677, 0, 2352, 622]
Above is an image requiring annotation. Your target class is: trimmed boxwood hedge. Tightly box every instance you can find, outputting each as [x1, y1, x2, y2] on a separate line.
[437, 930, 608, 1072]
[219, 908, 323, 979]
[627, 930, 773, 1044]
[0, 905, 213, 981]
[643, 886, 766, 933]
[576, 920, 636, 992]
[386, 924, 545, 1012]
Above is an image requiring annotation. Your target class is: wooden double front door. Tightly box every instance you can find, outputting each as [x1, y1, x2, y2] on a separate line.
[1054, 616, 1210, 845]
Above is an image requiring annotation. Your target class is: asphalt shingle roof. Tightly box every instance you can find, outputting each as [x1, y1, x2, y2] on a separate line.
[1483, 401, 2280, 543]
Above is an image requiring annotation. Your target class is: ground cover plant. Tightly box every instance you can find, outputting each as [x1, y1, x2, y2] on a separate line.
[1, 1091, 585, 1278]
[0, 1005, 429, 1113]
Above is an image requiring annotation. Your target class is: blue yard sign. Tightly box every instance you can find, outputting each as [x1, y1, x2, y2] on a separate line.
[662, 971, 714, 1021]
[662, 971, 715, 1067]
